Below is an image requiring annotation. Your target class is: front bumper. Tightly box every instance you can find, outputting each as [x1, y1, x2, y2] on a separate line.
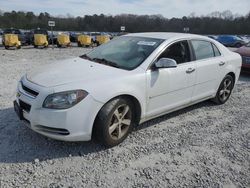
[14, 78, 103, 141]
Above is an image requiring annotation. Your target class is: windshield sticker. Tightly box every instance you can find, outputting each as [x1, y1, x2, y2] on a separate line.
[137, 41, 156, 46]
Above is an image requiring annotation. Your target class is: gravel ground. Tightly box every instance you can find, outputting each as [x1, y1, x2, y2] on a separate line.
[0, 47, 249, 188]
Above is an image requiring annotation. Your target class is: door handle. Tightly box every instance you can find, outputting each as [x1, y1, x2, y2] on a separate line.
[186, 68, 195, 74]
[219, 61, 226, 66]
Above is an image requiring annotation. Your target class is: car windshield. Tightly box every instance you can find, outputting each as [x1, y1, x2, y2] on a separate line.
[82, 36, 164, 70]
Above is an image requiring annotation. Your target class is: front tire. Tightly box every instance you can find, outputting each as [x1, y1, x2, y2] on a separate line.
[212, 75, 234, 104]
[94, 98, 135, 147]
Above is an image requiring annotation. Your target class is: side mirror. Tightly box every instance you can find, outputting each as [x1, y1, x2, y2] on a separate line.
[154, 58, 177, 69]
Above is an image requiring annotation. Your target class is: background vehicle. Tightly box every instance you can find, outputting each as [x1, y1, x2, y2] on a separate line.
[90, 32, 101, 44]
[14, 33, 241, 147]
[3, 28, 26, 45]
[0, 30, 2, 46]
[235, 42, 250, 73]
[216, 35, 247, 47]
[48, 31, 58, 45]
[33, 29, 49, 48]
[77, 34, 92, 47]
[3, 34, 21, 49]
[69, 32, 80, 42]
[96, 35, 110, 46]
[57, 33, 71, 47]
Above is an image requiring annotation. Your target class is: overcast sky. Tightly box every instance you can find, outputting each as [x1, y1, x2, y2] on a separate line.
[0, 0, 249, 18]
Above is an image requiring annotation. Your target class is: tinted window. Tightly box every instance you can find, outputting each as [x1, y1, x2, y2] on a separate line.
[212, 44, 221, 57]
[158, 40, 191, 64]
[191, 40, 214, 60]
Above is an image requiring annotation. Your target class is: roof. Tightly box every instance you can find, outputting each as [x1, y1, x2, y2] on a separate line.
[126, 32, 206, 40]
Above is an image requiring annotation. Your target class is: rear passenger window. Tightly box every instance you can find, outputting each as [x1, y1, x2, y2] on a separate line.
[212, 44, 221, 57]
[191, 40, 214, 60]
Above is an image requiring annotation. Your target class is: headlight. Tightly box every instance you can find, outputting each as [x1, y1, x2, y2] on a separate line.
[43, 90, 88, 109]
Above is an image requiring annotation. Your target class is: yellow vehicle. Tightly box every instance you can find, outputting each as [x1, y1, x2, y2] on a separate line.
[96, 35, 110, 46]
[3, 34, 21, 49]
[57, 34, 71, 47]
[77, 35, 92, 47]
[34, 34, 48, 48]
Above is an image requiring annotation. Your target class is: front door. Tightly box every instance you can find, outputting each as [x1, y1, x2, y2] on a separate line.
[146, 40, 196, 118]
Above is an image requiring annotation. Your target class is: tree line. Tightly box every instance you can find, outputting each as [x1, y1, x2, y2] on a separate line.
[0, 10, 249, 34]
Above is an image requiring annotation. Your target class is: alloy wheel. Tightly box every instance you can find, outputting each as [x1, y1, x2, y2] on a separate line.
[108, 104, 132, 140]
[219, 78, 232, 102]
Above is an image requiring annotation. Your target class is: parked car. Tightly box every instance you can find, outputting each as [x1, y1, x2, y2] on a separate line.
[235, 42, 250, 73]
[216, 35, 247, 48]
[69, 32, 81, 43]
[14, 33, 241, 147]
[24, 31, 33, 45]
[90, 32, 101, 44]
[0, 35, 3, 46]
[3, 28, 26, 45]
[48, 31, 58, 45]
[33, 29, 49, 48]
[237, 35, 250, 43]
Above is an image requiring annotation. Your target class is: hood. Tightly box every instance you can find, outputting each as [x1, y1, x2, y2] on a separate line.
[27, 57, 128, 87]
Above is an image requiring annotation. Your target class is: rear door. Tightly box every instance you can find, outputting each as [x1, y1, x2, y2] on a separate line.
[190, 40, 225, 101]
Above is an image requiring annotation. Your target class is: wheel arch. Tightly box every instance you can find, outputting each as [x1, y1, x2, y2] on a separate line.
[227, 71, 236, 85]
[91, 94, 142, 137]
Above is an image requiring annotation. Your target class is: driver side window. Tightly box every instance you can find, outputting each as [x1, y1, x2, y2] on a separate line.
[158, 40, 191, 64]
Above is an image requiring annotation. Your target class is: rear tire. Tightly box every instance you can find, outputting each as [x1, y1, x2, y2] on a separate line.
[212, 75, 234, 105]
[93, 98, 135, 147]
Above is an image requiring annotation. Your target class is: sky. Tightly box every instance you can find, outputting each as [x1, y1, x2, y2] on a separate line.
[0, 0, 249, 18]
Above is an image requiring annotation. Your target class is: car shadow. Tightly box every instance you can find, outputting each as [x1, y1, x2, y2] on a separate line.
[135, 100, 216, 131]
[0, 107, 106, 164]
[0, 99, 216, 164]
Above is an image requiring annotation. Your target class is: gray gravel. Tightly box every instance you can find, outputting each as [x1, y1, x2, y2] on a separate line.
[0, 47, 249, 188]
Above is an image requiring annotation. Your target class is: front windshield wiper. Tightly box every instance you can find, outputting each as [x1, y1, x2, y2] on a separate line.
[80, 55, 120, 69]
[79, 54, 92, 60]
[92, 58, 120, 68]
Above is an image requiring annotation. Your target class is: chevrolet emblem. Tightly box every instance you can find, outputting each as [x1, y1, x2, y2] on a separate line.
[16, 92, 21, 98]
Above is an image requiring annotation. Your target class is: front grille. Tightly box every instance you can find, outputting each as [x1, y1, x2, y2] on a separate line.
[35, 125, 70, 136]
[19, 100, 31, 112]
[21, 82, 39, 97]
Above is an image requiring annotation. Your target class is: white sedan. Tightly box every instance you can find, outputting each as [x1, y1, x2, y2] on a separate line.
[14, 32, 242, 147]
